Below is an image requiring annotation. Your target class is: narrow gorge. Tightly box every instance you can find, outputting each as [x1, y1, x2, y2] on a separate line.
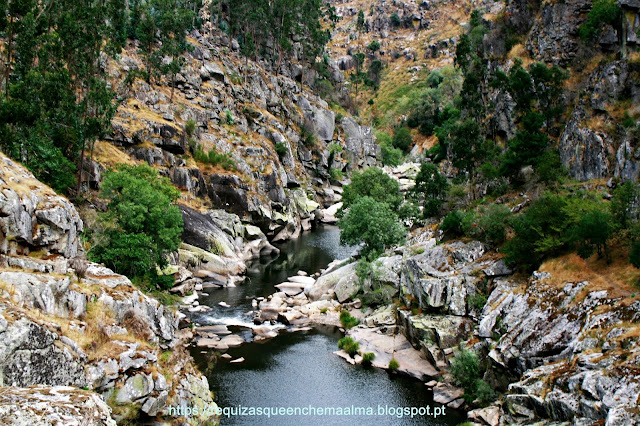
[0, 0, 639, 425]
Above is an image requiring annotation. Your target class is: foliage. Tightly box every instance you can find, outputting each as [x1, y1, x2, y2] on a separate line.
[450, 348, 496, 406]
[339, 310, 360, 329]
[573, 210, 613, 260]
[502, 194, 570, 270]
[338, 196, 407, 256]
[193, 146, 236, 171]
[362, 352, 375, 366]
[579, 0, 621, 41]
[376, 131, 403, 166]
[392, 127, 413, 152]
[471, 204, 511, 245]
[390, 14, 401, 27]
[388, 358, 399, 370]
[368, 41, 380, 52]
[0, 0, 124, 192]
[611, 182, 639, 228]
[468, 292, 488, 311]
[89, 165, 183, 289]
[185, 119, 197, 137]
[340, 167, 403, 212]
[407, 67, 462, 136]
[414, 163, 449, 217]
[337, 336, 360, 357]
[329, 168, 344, 181]
[274, 142, 288, 159]
[211, 0, 334, 73]
[225, 110, 234, 125]
[503, 193, 613, 270]
[535, 151, 567, 184]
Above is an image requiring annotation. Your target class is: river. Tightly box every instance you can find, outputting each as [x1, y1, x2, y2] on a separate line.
[190, 226, 466, 425]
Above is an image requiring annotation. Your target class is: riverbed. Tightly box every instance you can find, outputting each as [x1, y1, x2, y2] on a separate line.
[190, 226, 466, 425]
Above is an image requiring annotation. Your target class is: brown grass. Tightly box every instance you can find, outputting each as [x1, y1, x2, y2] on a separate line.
[539, 250, 640, 301]
[93, 141, 137, 168]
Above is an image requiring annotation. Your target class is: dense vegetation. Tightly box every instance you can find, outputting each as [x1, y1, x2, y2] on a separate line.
[0, 0, 332, 193]
[0, 0, 200, 192]
[88, 164, 183, 289]
[338, 168, 407, 257]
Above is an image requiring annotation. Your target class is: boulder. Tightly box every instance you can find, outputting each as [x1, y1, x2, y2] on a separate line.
[0, 153, 83, 258]
[0, 386, 116, 425]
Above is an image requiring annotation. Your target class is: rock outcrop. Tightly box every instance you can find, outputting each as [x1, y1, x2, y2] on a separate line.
[0, 152, 216, 425]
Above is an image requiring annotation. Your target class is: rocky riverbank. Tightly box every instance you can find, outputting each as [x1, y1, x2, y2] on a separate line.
[242, 222, 640, 425]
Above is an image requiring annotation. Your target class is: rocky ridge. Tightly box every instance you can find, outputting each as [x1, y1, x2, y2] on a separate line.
[0, 152, 215, 424]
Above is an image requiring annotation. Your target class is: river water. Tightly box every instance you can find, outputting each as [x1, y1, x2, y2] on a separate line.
[190, 226, 466, 425]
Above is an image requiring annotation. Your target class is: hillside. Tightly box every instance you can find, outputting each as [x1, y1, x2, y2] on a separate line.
[0, 0, 639, 425]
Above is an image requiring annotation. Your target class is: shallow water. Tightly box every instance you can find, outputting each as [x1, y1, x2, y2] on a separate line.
[190, 226, 466, 425]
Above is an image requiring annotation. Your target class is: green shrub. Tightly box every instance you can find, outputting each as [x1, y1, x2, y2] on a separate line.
[392, 126, 412, 152]
[390, 13, 401, 27]
[339, 310, 361, 329]
[441, 210, 466, 236]
[338, 337, 360, 357]
[377, 131, 403, 166]
[339, 197, 406, 256]
[185, 119, 196, 137]
[362, 352, 375, 366]
[535, 151, 567, 184]
[224, 109, 234, 125]
[450, 348, 496, 406]
[468, 293, 488, 311]
[340, 167, 403, 212]
[329, 168, 343, 181]
[368, 41, 381, 52]
[414, 163, 449, 218]
[89, 165, 183, 290]
[193, 145, 236, 171]
[388, 358, 399, 370]
[274, 142, 288, 159]
[474, 204, 511, 245]
[579, 0, 621, 41]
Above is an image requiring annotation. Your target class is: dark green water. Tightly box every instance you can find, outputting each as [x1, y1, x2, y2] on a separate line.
[190, 226, 466, 425]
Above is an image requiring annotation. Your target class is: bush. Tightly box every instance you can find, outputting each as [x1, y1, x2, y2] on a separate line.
[367, 41, 381, 52]
[377, 131, 403, 166]
[224, 109, 233, 125]
[274, 142, 288, 159]
[362, 352, 375, 366]
[390, 13, 401, 27]
[535, 151, 567, 184]
[339, 196, 407, 256]
[502, 194, 570, 270]
[414, 163, 449, 218]
[338, 337, 360, 357]
[468, 292, 488, 311]
[388, 358, 399, 370]
[474, 204, 511, 245]
[329, 168, 343, 181]
[185, 119, 196, 137]
[340, 167, 403, 212]
[339, 310, 361, 329]
[450, 348, 496, 406]
[573, 210, 613, 259]
[392, 126, 412, 152]
[89, 164, 183, 289]
[579, 0, 621, 41]
[194, 146, 236, 171]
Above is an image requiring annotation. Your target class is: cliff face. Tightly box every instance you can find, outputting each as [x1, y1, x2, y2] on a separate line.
[0, 152, 214, 424]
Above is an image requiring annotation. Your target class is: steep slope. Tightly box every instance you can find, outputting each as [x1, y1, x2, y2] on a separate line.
[93, 25, 380, 241]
